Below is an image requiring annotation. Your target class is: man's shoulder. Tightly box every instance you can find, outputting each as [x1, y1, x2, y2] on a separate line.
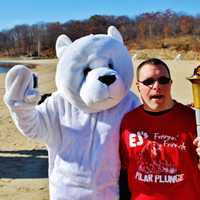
[174, 101, 196, 122]
[123, 105, 143, 120]
[175, 101, 195, 115]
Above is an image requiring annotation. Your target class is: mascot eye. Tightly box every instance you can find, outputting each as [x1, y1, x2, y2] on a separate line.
[83, 67, 92, 76]
[108, 63, 113, 69]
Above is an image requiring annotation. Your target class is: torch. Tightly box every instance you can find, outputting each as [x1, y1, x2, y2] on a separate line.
[187, 65, 200, 137]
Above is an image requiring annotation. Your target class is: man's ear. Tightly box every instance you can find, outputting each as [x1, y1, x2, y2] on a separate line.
[136, 82, 140, 92]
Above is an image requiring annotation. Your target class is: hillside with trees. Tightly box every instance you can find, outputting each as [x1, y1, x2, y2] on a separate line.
[0, 10, 200, 59]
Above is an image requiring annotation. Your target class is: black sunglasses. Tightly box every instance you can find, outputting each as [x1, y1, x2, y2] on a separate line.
[138, 76, 171, 86]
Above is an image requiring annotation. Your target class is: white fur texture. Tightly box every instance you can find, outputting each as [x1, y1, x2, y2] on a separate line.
[55, 28, 133, 112]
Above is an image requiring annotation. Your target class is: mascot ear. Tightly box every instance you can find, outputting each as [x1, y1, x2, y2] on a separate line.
[56, 34, 72, 58]
[107, 26, 124, 44]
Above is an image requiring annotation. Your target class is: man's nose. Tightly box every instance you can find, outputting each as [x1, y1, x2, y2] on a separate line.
[151, 80, 160, 89]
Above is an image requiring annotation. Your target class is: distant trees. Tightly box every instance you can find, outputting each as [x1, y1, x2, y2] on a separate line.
[179, 15, 193, 34]
[0, 10, 200, 57]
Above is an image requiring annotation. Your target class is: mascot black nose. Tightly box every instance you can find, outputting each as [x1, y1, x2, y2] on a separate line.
[98, 75, 116, 86]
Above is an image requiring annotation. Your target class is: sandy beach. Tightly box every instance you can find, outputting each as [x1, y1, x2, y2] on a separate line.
[0, 58, 199, 199]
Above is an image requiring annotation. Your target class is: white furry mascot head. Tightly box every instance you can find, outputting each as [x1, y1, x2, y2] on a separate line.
[55, 26, 134, 112]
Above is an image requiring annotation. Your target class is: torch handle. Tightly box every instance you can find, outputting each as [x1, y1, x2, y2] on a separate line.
[195, 109, 200, 137]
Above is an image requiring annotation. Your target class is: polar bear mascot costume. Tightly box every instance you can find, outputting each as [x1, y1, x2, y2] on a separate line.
[4, 26, 139, 200]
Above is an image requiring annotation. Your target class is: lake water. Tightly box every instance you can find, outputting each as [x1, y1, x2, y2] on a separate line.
[0, 66, 10, 73]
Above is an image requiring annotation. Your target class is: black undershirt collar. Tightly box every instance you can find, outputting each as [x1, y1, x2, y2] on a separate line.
[143, 107, 173, 116]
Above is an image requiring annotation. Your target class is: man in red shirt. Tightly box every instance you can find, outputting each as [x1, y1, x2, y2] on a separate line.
[120, 58, 200, 200]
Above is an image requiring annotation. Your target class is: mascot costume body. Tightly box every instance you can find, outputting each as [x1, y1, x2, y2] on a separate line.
[4, 26, 139, 200]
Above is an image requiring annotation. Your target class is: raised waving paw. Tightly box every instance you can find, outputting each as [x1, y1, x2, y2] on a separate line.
[4, 65, 41, 109]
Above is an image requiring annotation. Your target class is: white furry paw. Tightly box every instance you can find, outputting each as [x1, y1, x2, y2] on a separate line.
[4, 64, 41, 108]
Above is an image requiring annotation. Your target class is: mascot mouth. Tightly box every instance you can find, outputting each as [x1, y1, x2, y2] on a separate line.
[83, 94, 115, 106]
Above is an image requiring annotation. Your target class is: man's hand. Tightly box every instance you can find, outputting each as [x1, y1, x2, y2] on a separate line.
[193, 137, 200, 170]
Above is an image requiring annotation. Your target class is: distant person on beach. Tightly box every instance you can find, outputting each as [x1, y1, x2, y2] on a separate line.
[120, 58, 200, 200]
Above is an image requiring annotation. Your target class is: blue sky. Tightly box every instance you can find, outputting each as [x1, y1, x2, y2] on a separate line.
[0, 0, 200, 30]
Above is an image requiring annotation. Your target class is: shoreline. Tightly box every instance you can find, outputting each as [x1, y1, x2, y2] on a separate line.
[0, 58, 58, 68]
[0, 62, 36, 68]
